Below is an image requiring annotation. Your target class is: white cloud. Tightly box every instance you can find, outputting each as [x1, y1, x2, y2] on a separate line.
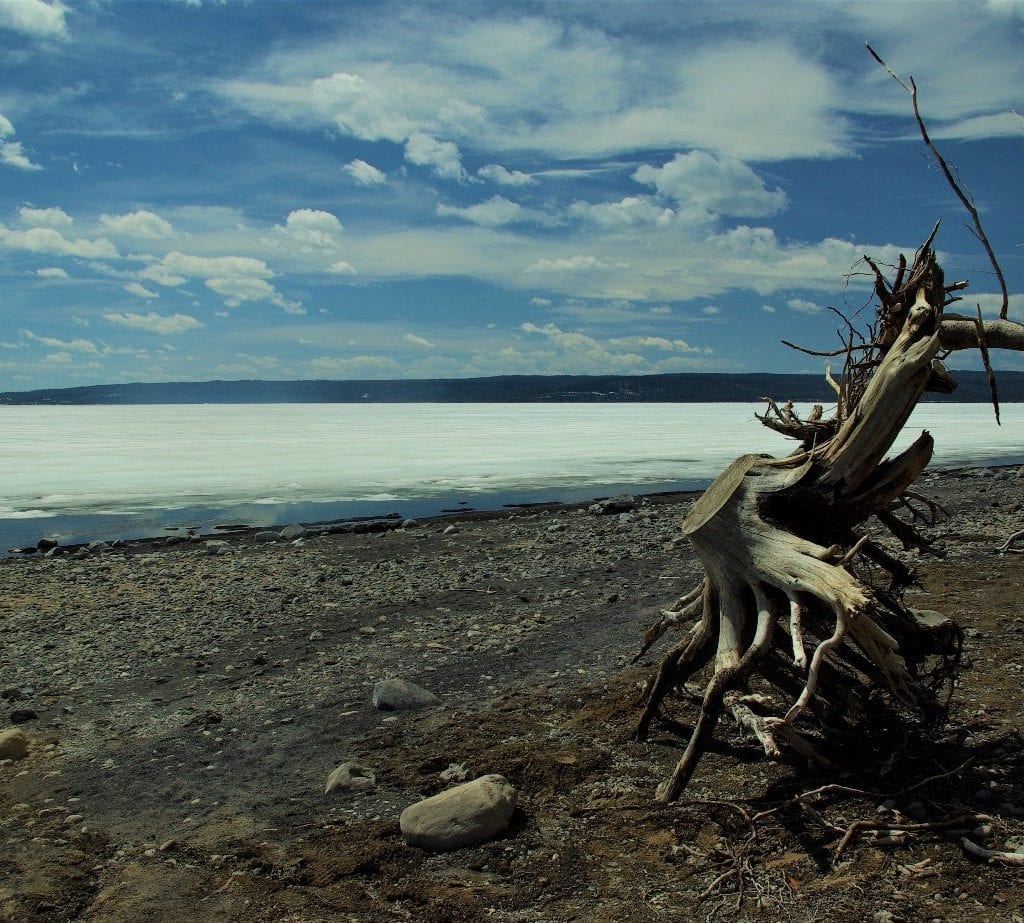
[205, 276, 303, 313]
[762, 304, 776, 314]
[152, 250, 273, 281]
[123, 281, 159, 299]
[34, 266, 68, 278]
[99, 210, 175, 239]
[527, 255, 611, 273]
[519, 321, 712, 373]
[702, 305, 722, 316]
[0, 0, 67, 38]
[23, 329, 99, 353]
[19, 205, 71, 227]
[308, 354, 402, 377]
[437, 196, 523, 227]
[277, 208, 343, 248]
[0, 113, 12, 137]
[103, 311, 203, 335]
[402, 332, 436, 348]
[633, 152, 786, 220]
[477, 164, 536, 186]
[787, 297, 824, 315]
[530, 297, 551, 306]
[0, 224, 117, 258]
[568, 196, 674, 228]
[1, 140, 41, 171]
[40, 351, 74, 365]
[343, 158, 386, 185]
[404, 132, 465, 181]
[328, 259, 356, 274]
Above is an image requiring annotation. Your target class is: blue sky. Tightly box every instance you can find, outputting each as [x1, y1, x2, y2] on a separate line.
[1, 0, 1022, 390]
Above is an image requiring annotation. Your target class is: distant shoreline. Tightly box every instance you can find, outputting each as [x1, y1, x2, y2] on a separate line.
[4, 370, 1024, 405]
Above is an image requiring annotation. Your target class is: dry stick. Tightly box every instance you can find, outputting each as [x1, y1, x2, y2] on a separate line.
[974, 304, 1002, 425]
[867, 44, 1009, 319]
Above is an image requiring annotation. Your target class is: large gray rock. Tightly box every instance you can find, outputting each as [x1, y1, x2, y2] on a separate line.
[280, 523, 307, 540]
[400, 774, 517, 849]
[371, 678, 440, 711]
[0, 728, 30, 760]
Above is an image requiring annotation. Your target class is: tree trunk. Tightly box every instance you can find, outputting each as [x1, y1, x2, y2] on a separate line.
[635, 237, 1012, 801]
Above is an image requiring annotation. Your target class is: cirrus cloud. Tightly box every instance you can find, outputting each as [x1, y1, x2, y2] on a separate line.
[103, 311, 203, 335]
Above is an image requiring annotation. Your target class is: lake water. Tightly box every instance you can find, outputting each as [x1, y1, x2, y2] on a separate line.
[2, 402, 1022, 550]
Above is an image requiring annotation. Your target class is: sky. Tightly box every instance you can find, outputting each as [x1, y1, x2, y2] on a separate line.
[1, 0, 1023, 390]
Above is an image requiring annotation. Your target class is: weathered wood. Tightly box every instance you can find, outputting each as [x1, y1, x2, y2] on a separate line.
[637, 235, 1021, 801]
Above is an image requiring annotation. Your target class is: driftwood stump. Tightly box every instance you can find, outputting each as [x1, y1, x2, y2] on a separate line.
[635, 232, 1020, 801]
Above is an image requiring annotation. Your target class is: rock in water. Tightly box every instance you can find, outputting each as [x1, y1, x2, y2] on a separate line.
[0, 728, 30, 760]
[324, 761, 376, 794]
[400, 774, 517, 849]
[371, 678, 440, 711]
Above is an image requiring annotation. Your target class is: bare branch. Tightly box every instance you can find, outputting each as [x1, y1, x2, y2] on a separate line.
[867, 45, 1009, 318]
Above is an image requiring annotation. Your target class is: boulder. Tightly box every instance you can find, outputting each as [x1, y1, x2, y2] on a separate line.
[371, 678, 440, 711]
[400, 774, 517, 849]
[280, 523, 307, 540]
[0, 728, 30, 761]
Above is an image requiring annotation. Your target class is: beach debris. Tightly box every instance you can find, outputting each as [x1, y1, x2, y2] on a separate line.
[371, 677, 440, 711]
[400, 774, 517, 849]
[325, 760, 376, 794]
[587, 495, 636, 516]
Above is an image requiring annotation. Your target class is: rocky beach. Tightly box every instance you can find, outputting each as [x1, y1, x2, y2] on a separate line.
[3, 465, 1024, 922]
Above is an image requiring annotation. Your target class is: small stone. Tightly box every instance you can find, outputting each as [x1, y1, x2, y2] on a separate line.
[402, 519, 418, 529]
[308, 630, 325, 641]
[205, 540, 229, 555]
[371, 677, 440, 711]
[0, 728, 30, 760]
[9, 709, 38, 724]
[254, 531, 280, 543]
[440, 762, 470, 783]
[324, 761, 377, 794]
[36, 537, 58, 552]
[280, 523, 307, 540]
[400, 774, 517, 849]
[442, 525, 458, 535]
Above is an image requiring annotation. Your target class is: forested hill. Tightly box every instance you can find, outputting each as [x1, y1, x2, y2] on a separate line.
[3, 371, 1023, 405]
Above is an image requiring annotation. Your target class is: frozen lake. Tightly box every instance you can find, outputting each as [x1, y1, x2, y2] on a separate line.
[2, 402, 1022, 549]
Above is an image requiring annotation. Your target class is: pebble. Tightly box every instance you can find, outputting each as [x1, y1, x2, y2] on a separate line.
[400, 774, 517, 849]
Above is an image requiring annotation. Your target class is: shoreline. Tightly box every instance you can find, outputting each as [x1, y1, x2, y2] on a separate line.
[6, 459, 1022, 558]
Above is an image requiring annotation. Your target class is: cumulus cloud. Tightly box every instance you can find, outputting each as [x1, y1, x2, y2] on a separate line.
[149, 250, 273, 281]
[34, 266, 68, 278]
[404, 133, 465, 181]
[277, 208, 343, 248]
[99, 210, 175, 239]
[436, 196, 523, 227]
[477, 164, 536, 186]
[0, 224, 117, 258]
[328, 259, 356, 274]
[343, 158, 386, 185]
[787, 297, 824, 314]
[103, 311, 203, 335]
[19, 205, 72, 227]
[205, 276, 303, 313]
[0, 0, 67, 38]
[633, 151, 787, 220]
[123, 281, 159, 299]
[519, 321, 711, 373]
[568, 196, 674, 228]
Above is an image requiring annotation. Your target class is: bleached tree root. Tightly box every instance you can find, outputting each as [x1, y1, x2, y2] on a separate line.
[637, 242, 973, 801]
